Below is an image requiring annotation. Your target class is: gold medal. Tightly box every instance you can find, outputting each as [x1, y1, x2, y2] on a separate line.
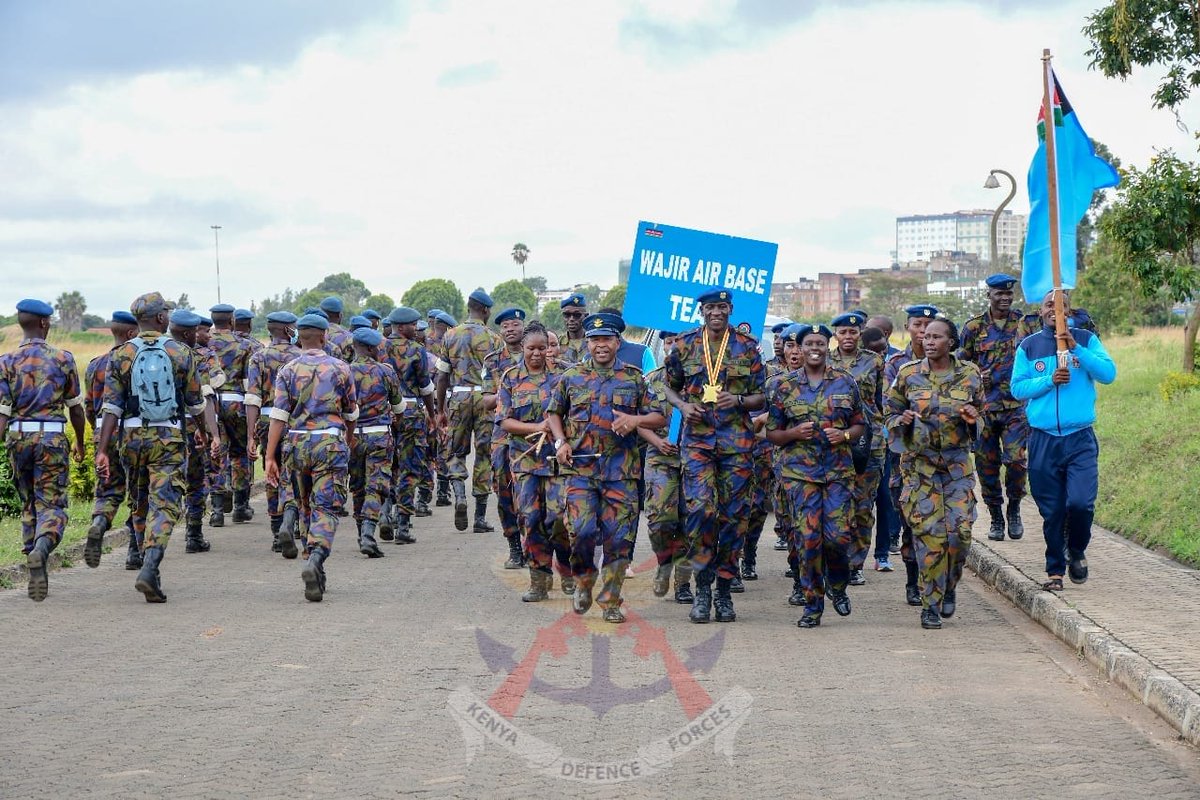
[700, 327, 731, 405]
[702, 383, 722, 403]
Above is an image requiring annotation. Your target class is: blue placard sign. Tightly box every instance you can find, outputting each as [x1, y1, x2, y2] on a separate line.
[624, 221, 778, 334]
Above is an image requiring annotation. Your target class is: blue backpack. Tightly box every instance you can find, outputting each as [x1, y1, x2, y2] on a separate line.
[129, 337, 179, 422]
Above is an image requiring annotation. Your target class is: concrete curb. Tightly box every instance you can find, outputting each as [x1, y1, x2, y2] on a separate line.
[968, 542, 1200, 746]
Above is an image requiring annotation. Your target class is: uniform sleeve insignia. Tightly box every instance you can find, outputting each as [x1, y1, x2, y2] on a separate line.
[1034, 361, 1046, 372]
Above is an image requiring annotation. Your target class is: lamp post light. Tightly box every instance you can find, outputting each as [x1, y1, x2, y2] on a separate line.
[983, 169, 1016, 268]
[210, 225, 223, 303]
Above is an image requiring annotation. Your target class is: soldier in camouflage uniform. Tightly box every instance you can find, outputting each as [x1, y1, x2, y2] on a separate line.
[663, 289, 766, 625]
[246, 312, 302, 555]
[766, 324, 866, 628]
[412, 318, 436, 516]
[483, 307, 527, 562]
[233, 309, 263, 355]
[639, 331, 694, 603]
[558, 293, 588, 364]
[0, 299, 87, 601]
[97, 292, 221, 603]
[84, 310, 140, 570]
[169, 309, 222, 554]
[319, 296, 356, 362]
[381, 307, 437, 543]
[348, 327, 405, 558]
[434, 290, 501, 531]
[959, 274, 1039, 542]
[885, 317, 984, 629]
[264, 313, 359, 602]
[497, 322, 573, 601]
[547, 313, 663, 623]
[207, 303, 256, 525]
[428, 310, 455, 507]
[828, 311, 886, 586]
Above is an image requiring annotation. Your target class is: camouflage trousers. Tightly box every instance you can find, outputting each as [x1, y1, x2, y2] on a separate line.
[977, 406, 1029, 507]
[849, 458, 883, 570]
[513, 471, 570, 575]
[421, 426, 436, 493]
[91, 433, 129, 528]
[351, 429, 393, 523]
[786, 478, 854, 618]
[389, 415, 423, 516]
[255, 420, 292, 518]
[682, 448, 753, 581]
[446, 390, 492, 497]
[286, 432, 348, 553]
[6, 431, 69, 551]
[212, 399, 251, 496]
[743, 448, 773, 564]
[890, 467, 917, 565]
[183, 431, 208, 524]
[122, 428, 187, 549]
[491, 440, 520, 540]
[563, 475, 638, 608]
[900, 469, 976, 612]
[644, 456, 688, 567]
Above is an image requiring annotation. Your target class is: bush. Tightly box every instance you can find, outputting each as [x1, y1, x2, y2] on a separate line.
[0, 427, 96, 517]
[0, 440, 20, 516]
[1160, 370, 1200, 402]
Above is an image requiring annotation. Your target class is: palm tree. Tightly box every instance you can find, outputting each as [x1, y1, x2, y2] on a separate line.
[511, 242, 531, 281]
[54, 290, 87, 333]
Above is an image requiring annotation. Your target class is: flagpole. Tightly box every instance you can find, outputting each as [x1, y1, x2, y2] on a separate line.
[1041, 48, 1069, 363]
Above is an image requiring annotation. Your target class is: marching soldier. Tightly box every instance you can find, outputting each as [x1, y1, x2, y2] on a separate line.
[207, 302, 256, 525]
[363, 309, 383, 330]
[320, 297, 355, 361]
[412, 318, 436, 515]
[233, 309, 263, 353]
[482, 307, 528, 565]
[264, 313, 358, 602]
[430, 310, 456, 507]
[0, 299, 87, 601]
[558, 293, 588, 364]
[348, 327, 405, 558]
[169, 309, 220, 554]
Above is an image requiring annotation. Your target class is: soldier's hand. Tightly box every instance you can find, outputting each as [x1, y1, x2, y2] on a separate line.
[1052, 367, 1071, 386]
[72, 440, 86, 463]
[246, 437, 257, 461]
[612, 410, 637, 436]
[792, 421, 816, 441]
[822, 426, 844, 444]
[209, 438, 222, 462]
[95, 451, 110, 482]
[715, 391, 738, 410]
[959, 404, 979, 424]
[555, 442, 573, 466]
[435, 411, 448, 431]
[899, 409, 921, 426]
[981, 372, 992, 391]
[680, 402, 705, 424]
[265, 458, 279, 488]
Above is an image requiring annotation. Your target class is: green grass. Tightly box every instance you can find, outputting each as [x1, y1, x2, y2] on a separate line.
[0, 500, 126, 568]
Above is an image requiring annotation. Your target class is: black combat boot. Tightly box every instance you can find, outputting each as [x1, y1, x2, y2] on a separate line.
[829, 587, 852, 617]
[452, 479, 468, 531]
[522, 569, 550, 602]
[185, 520, 211, 553]
[124, 522, 143, 570]
[987, 505, 1005, 541]
[415, 486, 433, 517]
[359, 520, 385, 558]
[473, 496, 494, 533]
[713, 577, 737, 622]
[741, 556, 758, 581]
[560, 573, 576, 596]
[503, 535, 524, 569]
[232, 489, 252, 523]
[941, 588, 957, 618]
[653, 563, 673, 597]
[673, 562, 694, 603]
[270, 515, 282, 552]
[787, 574, 804, 606]
[921, 608, 942, 629]
[26, 535, 53, 602]
[84, 514, 108, 568]
[134, 546, 167, 603]
[378, 499, 394, 540]
[394, 513, 416, 544]
[209, 495, 225, 528]
[573, 580, 594, 614]
[905, 560, 921, 606]
[435, 476, 451, 507]
[689, 570, 713, 623]
[729, 572, 745, 593]
[301, 547, 328, 602]
[1006, 498, 1024, 540]
[278, 507, 299, 560]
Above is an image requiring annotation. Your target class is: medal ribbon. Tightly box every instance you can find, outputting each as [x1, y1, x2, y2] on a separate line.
[701, 327, 731, 395]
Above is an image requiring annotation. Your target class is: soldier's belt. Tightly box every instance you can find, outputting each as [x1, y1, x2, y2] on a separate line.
[287, 427, 342, 437]
[124, 417, 181, 430]
[401, 396, 419, 403]
[355, 424, 390, 434]
[452, 386, 482, 393]
[10, 420, 65, 433]
[218, 392, 246, 403]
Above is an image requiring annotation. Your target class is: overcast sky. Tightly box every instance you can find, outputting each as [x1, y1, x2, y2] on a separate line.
[0, 0, 1193, 316]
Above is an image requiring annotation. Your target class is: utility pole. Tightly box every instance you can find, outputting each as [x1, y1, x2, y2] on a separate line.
[211, 225, 223, 303]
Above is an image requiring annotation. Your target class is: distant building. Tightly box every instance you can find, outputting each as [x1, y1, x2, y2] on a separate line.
[617, 258, 632, 285]
[817, 272, 863, 315]
[895, 209, 1027, 265]
[535, 288, 574, 312]
[768, 279, 819, 319]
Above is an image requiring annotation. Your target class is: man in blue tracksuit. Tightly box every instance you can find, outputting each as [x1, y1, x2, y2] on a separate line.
[1012, 291, 1117, 590]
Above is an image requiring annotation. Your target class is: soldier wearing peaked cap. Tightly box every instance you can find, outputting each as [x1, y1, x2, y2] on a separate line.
[207, 302, 257, 526]
[0, 299, 88, 601]
[483, 307, 527, 557]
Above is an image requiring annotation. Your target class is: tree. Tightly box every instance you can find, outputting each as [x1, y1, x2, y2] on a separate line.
[258, 287, 299, 316]
[1100, 150, 1200, 369]
[1075, 226, 1176, 335]
[522, 275, 548, 294]
[54, 291, 86, 333]
[81, 313, 106, 330]
[296, 273, 372, 315]
[491, 280, 538, 316]
[600, 284, 627, 312]
[175, 292, 194, 311]
[576, 283, 604, 307]
[401, 279, 465, 320]
[1084, 1, 1200, 113]
[363, 293, 395, 315]
[859, 272, 926, 321]
[538, 302, 566, 333]
[511, 242, 531, 282]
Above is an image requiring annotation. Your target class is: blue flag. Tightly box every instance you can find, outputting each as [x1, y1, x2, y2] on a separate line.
[1022, 70, 1120, 304]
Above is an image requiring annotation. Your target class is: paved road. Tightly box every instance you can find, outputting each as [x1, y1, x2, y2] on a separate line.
[2, 499, 1198, 799]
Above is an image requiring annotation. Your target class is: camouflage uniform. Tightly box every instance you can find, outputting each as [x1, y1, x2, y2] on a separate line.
[884, 356, 984, 615]
[546, 360, 644, 610]
[324, 322, 355, 362]
[85, 348, 130, 532]
[381, 332, 435, 522]
[0, 337, 84, 551]
[829, 347, 886, 571]
[207, 326, 255, 509]
[270, 350, 358, 554]
[246, 340, 301, 524]
[744, 358, 786, 576]
[349, 354, 403, 525]
[434, 319, 502, 497]
[885, 344, 920, 566]
[483, 345, 524, 541]
[180, 340, 220, 544]
[766, 365, 865, 620]
[560, 335, 586, 366]
[641, 368, 689, 570]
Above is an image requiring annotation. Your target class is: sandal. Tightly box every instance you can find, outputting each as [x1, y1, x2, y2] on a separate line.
[1042, 577, 1064, 592]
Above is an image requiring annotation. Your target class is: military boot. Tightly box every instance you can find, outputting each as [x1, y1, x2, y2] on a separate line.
[232, 489, 253, 523]
[184, 521, 211, 553]
[522, 569, 550, 602]
[573, 579, 594, 615]
[473, 496, 495, 533]
[359, 520, 385, 558]
[1006, 498, 1025, 540]
[394, 514, 416, 544]
[452, 479, 468, 531]
[653, 563, 673, 597]
[84, 514, 108, 568]
[415, 486, 433, 517]
[124, 523, 143, 570]
[904, 560, 921, 606]
[378, 499, 395, 540]
[435, 476, 452, 507]
[689, 570, 713, 623]
[730, 568, 745, 593]
[209, 494, 225, 527]
[278, 507, 299, 560]
[560, 573, 576, 596]
[741, 556, 758, 581]
[301, 547, 328, 602]
[503, 535, 524, 569]
[26, 535, 53, 602]
[787, 574, 804, 606]
[134, 546, 167, 603]
[714, 577, 737, 622]
[941, 588, 957, 618]
[674, 562, 694, 604]
[221, 491, 234, 513]
[270, 515, 283, 552]
[987, 505, 1005, 541]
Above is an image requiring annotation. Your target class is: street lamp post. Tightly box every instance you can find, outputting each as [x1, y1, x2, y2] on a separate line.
[210, 225, 223, 303]
[983, 170, 1016, 268]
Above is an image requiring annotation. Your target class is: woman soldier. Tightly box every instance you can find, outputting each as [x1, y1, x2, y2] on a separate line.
[884, 317, 983, 629]
[766, 324, 866, 629]
[497, 322, 573, 601]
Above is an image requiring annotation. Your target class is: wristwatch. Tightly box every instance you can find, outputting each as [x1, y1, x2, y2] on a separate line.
[843, 430, 851, 443]
[554, 438, 566, 450]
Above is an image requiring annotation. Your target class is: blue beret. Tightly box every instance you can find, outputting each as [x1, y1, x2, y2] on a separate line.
[198, 316, 213, 327]
[210, 303, 235, 314]
[111, 311, 138, 325]
[362, 309, 382, 321]
[560, 293, 586, 309]
[770, 321, 792, 335]
[985, 273, 1018, 290]
[319, 296, 343, 313]
[388, 306, 421, 325]
[427, 307, 444, 317]
[296, 313, 329, 330]
[352, 327, 383, 347]
[435, 311, 457, 327]
[348, 315, 371, 330]
[233, 308, 253, 321]
[169, 309, 202, 328]
[582, 312, 623, 337]
[494, 307, 527, 324]
[266, 311, 297, 324]
[783, 323, 833, 343]
[468, 289, 493, 308]
[697, 289, 732, 305]
[850, 308, 869, 320]
[905, 304, 940, 319]
[415, 319, 429, 331]
[16, 298, 54, 317]
[831, 312, 865, 328]
[657, 329, 679, 340]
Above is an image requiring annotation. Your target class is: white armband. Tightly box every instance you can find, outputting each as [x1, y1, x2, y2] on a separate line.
[435, 358, 451, 374]
[420, 381, 435, 397]
[244, 393, 263, 407]
[345, 405, 360, 423]
[268, 407, 291, 422]
[64, 394, 85, 408]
